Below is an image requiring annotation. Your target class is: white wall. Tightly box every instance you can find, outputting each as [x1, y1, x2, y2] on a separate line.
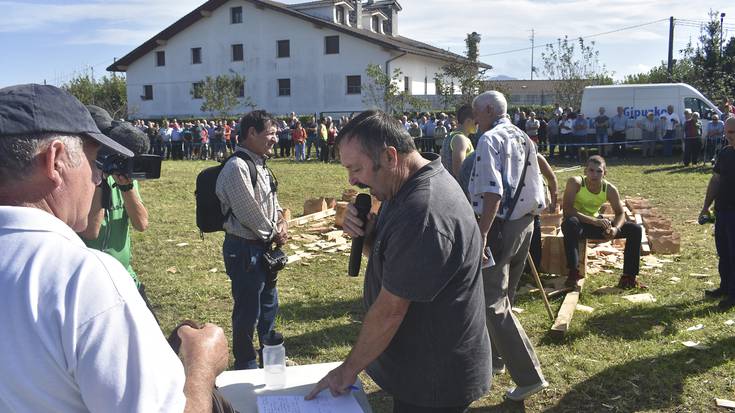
[125, 0, 450, 118]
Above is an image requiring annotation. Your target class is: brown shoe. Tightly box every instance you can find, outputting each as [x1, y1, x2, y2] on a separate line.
[618, 275, 647, 289]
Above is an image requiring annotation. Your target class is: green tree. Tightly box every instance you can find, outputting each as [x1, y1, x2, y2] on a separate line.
[63, 73, 128, 119]
[362, 63, 430, 113]
[194, 73, 255, 117]
[438, 32, 490, 106]
[541, 36, 612, 110]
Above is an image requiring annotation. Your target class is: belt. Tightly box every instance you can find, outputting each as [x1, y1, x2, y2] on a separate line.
[225, 233, 271, 247]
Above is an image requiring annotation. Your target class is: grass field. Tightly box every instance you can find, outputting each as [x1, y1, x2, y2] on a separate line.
[133, 154, 734, 412]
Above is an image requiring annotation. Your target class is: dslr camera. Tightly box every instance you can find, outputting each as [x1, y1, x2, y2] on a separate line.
[97, 154, 162, 180]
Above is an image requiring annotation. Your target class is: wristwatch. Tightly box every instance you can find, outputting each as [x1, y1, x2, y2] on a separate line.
[115, 183, 134, 192]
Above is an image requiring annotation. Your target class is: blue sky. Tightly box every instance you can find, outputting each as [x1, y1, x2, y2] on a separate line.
[1, 0, 733, 88]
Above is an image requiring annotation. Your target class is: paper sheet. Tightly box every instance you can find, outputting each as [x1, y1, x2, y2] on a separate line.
[257, 393, 363, 413]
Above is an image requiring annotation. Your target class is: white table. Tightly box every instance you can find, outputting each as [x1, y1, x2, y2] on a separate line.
[215, 362, 373, 413]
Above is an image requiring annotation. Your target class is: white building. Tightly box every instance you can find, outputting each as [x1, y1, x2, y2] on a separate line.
[108, 0, 488, 119]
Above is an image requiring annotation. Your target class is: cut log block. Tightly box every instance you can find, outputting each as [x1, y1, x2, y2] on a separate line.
[540, 213, 563, 228]
[341, 188, 358, 202]
[287, 208, 336, 227]
[325, 197, 337, 209]
[649, 233, 681, 254]
[282, 208, 292, 221]
[303, 198, 328, 215]
[540, 233, 586, 276]
[334, 201, 349, 228]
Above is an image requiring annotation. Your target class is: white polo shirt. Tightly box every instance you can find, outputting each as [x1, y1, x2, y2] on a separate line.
[0, 206, 185, 413]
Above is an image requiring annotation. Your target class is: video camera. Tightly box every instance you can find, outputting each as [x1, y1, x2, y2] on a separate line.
[97, 153, 162, 180]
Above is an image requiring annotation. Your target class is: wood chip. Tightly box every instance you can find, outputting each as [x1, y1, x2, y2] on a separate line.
[725, 320, 734, 326]
[622, 293, 657, 303]
[690, 273, 710, 278]
[576, 304, 595, 313]
[682, 341, 709, 350]
[511, 307, 524, 314]
[686, 324, 704, 331]
[715, 399, 735, 408]
[176, 242, 189, 247]
[166, 266, 178, 274]
[669, 277, 681, 283]
[208, 268, 218, 273]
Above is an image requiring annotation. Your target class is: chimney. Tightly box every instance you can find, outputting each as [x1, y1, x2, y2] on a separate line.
[390, 6, 398, 36]
[355, 0, 362, 28]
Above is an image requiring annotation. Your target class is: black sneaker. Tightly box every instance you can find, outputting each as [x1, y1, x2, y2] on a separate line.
[718, 297, 735, 311]
[705, 288, 727, 299]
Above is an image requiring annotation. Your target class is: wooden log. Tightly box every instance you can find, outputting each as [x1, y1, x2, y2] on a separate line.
[287, 208, 336, 227]
[324, 197, 337, 209]
[303, 198, 327, 215]
[334, 201, 349, 228]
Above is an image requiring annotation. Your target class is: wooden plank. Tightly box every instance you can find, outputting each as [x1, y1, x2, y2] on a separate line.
[623, 206, 635, 222]
[551, 291, 581, 334]
[635, 213, 651, 255]
[287, 208, 335, 227]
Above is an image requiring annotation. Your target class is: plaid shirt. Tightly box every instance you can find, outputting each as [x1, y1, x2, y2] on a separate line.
[215, 147, 281, 241]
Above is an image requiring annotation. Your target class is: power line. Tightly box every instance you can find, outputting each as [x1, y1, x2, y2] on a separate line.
[479, 18, 669, 58]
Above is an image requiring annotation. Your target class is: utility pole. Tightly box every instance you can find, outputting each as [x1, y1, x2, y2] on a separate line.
[721, 13, 726, 57]
[530, 29, 535, 80]
[668, 17, 675, 81]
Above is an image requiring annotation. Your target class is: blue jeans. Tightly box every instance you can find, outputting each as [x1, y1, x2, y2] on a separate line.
[223, 235, 279, 369]
[663, 130, 675, 156]
[715, 210, 735, 298]
[294, 142, 305, 161]
[306, 136, 319, 158]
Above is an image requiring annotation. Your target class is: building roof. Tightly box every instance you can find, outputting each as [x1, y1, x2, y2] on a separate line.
[106, 0, 490, 72]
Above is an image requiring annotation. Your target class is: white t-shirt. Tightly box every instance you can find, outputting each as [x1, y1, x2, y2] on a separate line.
[469, 118, 546, 220]
[0, 206, 186, 413]
[663, 112, 680, 131]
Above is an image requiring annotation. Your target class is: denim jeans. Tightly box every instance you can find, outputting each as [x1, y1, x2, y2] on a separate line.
[663, 130, 675, 156]
[306, 136, 319, 158]
[223, 235, 278, 369]
[562, 216, 641, 277]
[294, 142, 305, 161]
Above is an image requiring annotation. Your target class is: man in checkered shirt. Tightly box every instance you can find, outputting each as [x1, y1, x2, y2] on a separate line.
[216, 110, 288, 370]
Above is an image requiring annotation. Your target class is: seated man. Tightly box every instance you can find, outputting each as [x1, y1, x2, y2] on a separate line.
[561, 155, 644, 289]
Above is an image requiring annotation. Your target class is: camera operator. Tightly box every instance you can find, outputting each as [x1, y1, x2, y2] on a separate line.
[79, 106, 152, 312]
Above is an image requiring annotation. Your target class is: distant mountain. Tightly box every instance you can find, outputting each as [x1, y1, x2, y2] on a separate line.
[489, 75, 517, 81]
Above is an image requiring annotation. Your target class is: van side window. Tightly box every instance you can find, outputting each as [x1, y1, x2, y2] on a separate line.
[684, 97, 712, 119]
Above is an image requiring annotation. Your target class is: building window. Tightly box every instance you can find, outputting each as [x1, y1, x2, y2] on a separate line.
[232, 44, 243, 61]
[372, 16, 380, 32]
[336, 6, 345, 24]
[236, 81, 245, 98]
[192, 82, 204, 99]
[346, 75, 361, 94]
[230, 6, 242, 24]
[325, 36, 339, 54]
[277, 40, 290, 58]
[155, 51, 165, 67]
[191, 47, 202, 64]
[142, 85, 153, 100]
[278, 79, 291, 96]
[404, 76, 410, 93]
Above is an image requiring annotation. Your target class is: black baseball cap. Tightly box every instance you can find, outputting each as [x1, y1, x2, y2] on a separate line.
[0, 84, 134, 157]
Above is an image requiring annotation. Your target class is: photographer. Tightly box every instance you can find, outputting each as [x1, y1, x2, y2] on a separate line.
[216, 110, 288, 370]
[79, 106, 152, 312]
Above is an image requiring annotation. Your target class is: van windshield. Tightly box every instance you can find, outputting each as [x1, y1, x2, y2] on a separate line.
[684, 97, 714, 119]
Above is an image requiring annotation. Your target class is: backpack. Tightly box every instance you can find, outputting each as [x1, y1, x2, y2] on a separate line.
[195, 151, 257, 233]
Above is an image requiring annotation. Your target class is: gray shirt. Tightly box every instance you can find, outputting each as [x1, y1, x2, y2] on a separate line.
[611, 114, 627, 132]
[364, 153, 491, 407]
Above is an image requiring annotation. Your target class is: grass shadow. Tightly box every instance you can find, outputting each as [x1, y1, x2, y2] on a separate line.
[287, 322, 361, 359]
[279, 297, 363, 323]
[543, 335, 735, 412]
[539, 299, 721, 345]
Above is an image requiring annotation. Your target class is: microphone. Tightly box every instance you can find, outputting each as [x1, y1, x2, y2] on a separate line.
[348, 193, 372, 277]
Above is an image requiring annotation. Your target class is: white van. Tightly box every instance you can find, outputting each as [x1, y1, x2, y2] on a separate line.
[580, 83, 722, 140]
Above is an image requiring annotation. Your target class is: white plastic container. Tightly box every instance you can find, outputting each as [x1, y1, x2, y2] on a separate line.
[262, 331, 286, 389]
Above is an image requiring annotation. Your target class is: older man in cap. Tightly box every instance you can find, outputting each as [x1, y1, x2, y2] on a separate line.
[0, 84, 228, 412]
